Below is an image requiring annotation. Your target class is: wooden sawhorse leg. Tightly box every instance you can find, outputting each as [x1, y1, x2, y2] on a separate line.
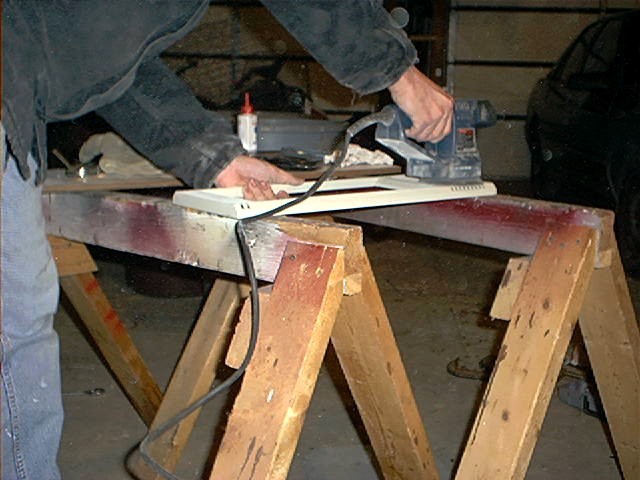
[209, 235, 438, 478]
[580, 249, 640, 480]
[330, 233, 438, 477]
[52, 235, 254, 477]
[45, 191, 639, 478]
[50, 236, 162, 426]
[133, 277, 249, 479]
[457, 224, 640, 479]
[209, 242, 346, 478]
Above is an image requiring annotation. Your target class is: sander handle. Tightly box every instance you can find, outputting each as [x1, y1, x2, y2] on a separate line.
[379, 103, 451, 157]
[375, 104, 435, 164]
[384, 104, 414, 129]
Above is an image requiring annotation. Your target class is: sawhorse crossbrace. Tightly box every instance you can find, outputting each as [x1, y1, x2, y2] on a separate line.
[46, 192, 639, 479]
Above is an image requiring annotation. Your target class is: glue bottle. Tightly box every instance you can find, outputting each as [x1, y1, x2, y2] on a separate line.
[237, 92, 258, 155]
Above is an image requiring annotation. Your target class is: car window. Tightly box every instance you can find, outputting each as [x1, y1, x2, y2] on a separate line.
[556, 22, 601, 85]
[618, 16, 640, 112]
[553, 18, 627, 110]
[582, 19, 623, 75]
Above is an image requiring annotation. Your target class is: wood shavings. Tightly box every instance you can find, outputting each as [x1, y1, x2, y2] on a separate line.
[327, 144, 394, 167]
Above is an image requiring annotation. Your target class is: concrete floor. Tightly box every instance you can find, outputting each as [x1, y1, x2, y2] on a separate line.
[56, 219, 639, 479]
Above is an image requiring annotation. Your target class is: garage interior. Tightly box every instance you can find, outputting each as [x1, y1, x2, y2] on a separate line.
[44, 1, 640, 479]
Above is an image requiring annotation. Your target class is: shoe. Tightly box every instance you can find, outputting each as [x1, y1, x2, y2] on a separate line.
[556, 376, 605, 419]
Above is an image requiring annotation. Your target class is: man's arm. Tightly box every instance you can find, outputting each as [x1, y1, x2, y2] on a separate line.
[97, 58, 300, 193]
[388, 66, 453, 142]
[96, 58, 244, 188]
[261, 0, 417, 95]
[261, 0, 453, 142]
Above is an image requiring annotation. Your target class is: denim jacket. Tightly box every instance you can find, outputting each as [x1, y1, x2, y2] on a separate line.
[2, 0, 416, 187]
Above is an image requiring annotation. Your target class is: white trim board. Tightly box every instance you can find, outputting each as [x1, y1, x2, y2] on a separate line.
[172, 174, 497, 219]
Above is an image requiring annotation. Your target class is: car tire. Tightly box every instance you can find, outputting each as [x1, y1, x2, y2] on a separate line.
[615, 173, 640, 274]
[527, 119, 561, 200]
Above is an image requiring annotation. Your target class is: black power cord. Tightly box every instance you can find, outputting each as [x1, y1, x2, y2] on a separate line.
[135, 108, 395, 480]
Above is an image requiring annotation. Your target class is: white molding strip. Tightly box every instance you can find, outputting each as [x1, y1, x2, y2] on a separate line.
[172, 174, 497, 219]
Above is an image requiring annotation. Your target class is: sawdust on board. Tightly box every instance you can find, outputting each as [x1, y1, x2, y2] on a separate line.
[327, 144, 394, 168]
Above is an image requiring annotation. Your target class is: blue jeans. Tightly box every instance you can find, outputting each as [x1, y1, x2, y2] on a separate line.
[1, 147, 63, 479]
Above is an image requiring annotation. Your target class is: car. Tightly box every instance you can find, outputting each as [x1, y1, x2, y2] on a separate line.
[525, 10, 640, 272]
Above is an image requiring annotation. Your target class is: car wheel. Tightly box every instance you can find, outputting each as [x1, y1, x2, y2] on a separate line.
[615, 174, 640, 273]
[527, 119, 561, 199]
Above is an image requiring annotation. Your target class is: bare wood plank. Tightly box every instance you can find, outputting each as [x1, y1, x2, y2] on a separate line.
[225, 288, 270, 370]
[209, 242, 344, 480]
[331, 240, 440, 480]
[49, 235, 97, 277]
[282, 215, 439, 478]
[490, 256, 591, 369]
[133, 278, 249, 479]
[42, 165, 399, 193]
[490, 256, 530, 321]
[342, 272, 362, 295]
[43, 168, 183, 192]
[59, 273, 162, 425]
[579, 246, 640, 480]
[456, 225, 597, 480]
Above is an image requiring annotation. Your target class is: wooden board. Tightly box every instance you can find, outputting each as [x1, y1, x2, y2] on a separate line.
[49, 235, 98, 277]
[173, 174, 497, 219]
[338, 194, 611, 256]
[209, 242, 345, 479]
[456, 225, 597, 480]
[43, 165, 399, 193]
[579, 248, 640, 480]
[226, 288, 271, 369]
[43, 192, 612, 281]
[133, 279, 249, 479]
[490, 256, 530, 321]
[278, 217, 439, 478]
[59, 272, 162, 425]
[43, 168, 183, 192]
[331, 240, 440, 479]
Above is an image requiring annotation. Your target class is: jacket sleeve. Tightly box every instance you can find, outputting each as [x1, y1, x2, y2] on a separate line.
[96, 58, 245, 188]
[260, 0, 417, 95]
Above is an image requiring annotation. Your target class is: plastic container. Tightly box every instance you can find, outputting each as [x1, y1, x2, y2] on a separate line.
[237, 92, 258, 154]
[255, 113, 347, 154]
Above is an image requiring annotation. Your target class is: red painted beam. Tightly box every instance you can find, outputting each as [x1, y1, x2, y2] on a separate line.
[338, 195, 613, 255]
[44, 192, 613, 270]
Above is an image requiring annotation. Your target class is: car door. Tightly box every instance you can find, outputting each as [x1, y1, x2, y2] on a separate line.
[606, 14, 640, 196]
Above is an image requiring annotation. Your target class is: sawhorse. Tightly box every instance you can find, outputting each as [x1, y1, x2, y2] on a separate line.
[50, 236, 162, 426]
[46, 191, 639, 479]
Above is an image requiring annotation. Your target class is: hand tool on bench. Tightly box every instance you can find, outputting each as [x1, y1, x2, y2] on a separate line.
[172, 101, 498, 219]
[375, 99, 497, 184]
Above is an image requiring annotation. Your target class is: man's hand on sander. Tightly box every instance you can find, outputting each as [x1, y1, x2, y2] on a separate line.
[215, 155, 303, 200]
[388, 66, 454, 143]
